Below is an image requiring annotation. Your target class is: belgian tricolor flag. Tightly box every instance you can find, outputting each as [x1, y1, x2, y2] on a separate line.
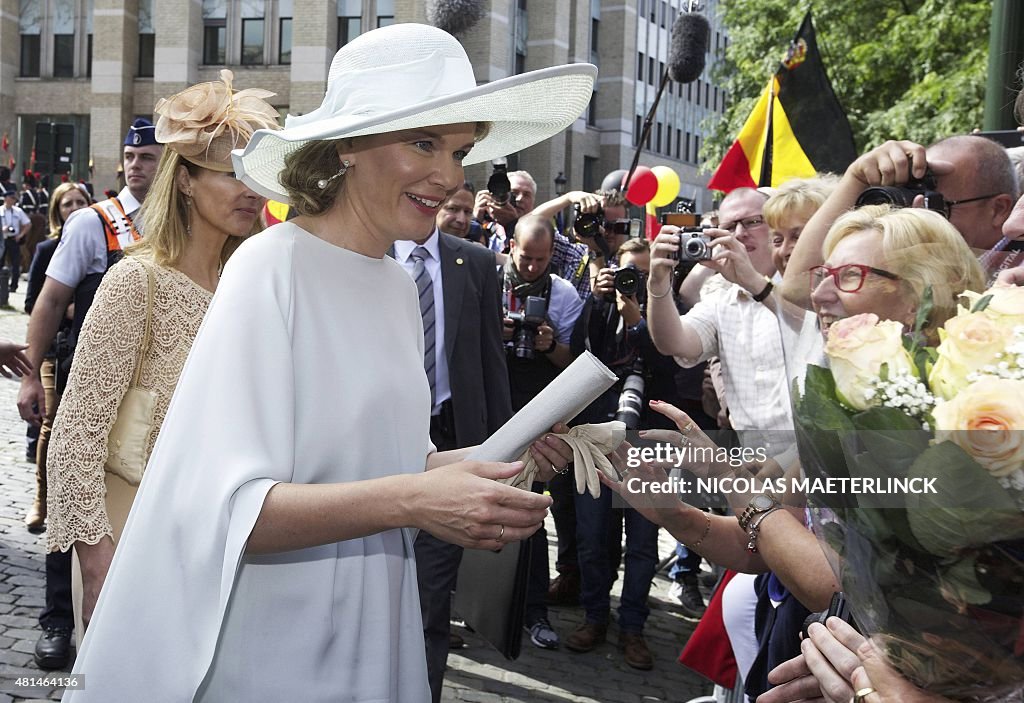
[707, 13, 856, 193]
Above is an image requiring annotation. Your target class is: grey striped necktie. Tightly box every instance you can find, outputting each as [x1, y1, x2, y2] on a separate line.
[411, 247, 436, 407]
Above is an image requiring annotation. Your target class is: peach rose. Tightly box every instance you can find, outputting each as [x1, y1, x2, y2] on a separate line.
[932, 377, 1024, 477]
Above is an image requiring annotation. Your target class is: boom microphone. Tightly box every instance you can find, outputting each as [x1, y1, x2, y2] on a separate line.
[426, 0, 487, 36]
[668, 11, 710, 84]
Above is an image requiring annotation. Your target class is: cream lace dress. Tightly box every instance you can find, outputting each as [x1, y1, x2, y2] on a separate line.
[46, 255, 212, 553]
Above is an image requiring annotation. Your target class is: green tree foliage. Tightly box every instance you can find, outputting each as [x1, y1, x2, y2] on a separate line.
[704, 0, 992, 169]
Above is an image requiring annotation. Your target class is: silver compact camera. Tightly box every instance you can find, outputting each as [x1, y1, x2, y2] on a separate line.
[677, 227, 712, 261]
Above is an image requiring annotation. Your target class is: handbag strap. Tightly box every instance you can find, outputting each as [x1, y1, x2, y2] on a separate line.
[130, 258, 156, 388]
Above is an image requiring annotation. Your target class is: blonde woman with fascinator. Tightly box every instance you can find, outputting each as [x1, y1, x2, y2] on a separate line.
[63, 24, 594, 702]
[44, 71, 279, 644]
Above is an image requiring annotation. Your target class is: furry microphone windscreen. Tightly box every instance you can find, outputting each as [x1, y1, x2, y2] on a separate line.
[668, 12, 710, 84]
[426, 0, 487, 36]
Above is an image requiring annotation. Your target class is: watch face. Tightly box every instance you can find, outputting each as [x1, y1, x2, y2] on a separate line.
[752, 495, 775, 511]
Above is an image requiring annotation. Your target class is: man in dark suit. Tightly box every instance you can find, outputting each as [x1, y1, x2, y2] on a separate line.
[392, 182, 513, 703]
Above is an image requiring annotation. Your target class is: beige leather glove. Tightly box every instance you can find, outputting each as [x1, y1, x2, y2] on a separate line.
[502, 421, 626, 498]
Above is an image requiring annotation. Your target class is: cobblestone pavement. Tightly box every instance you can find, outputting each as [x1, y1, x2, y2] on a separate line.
[0, 289, 712, 702]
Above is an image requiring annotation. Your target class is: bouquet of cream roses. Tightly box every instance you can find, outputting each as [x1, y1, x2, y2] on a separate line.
[794, 285, 1024, 701]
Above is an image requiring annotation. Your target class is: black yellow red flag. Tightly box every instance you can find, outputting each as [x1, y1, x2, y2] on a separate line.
[708, 13, 856, 192]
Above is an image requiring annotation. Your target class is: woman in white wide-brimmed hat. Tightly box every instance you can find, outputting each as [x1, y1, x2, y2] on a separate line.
[66, 23, 594, 702]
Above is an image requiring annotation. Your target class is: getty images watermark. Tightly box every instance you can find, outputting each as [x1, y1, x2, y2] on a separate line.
[621, 442, 938, 498]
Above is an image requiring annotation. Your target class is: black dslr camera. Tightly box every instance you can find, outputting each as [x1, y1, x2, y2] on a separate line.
[507, 295, 548, 360]
[855, 167, 946, 214]
[615, 360, 646, 430]
[613, 263, 646, 299]
[573, 204, 604, 239]
[487, 161, 511, 206]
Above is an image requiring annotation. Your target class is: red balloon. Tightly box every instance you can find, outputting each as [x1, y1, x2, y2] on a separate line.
[623, 166, 658, 206]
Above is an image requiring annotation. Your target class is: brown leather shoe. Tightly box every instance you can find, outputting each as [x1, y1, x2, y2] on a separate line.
[620, 631, 653, 670]
[546, 571, 580, 606]
[565, 621, 607, 653]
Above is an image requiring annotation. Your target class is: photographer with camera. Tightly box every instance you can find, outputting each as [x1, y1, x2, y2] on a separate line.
[532, 188, 631, 301]
[1, 188, 32, 296]
[563, 237, 690, 669]
[780, 137, 1019, 307]
[502, 214, 584, 651]
[473, 168, 536, 255]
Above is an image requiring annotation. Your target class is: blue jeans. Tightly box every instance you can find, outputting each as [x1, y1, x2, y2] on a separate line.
[668, 542, 702, 580]
[574, 486, 659, 633]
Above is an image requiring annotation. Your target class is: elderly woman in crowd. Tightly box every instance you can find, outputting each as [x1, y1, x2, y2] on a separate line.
[45, 70, 278, 645]
[65, 24, 592, 702]
[22, 182, 91, 530]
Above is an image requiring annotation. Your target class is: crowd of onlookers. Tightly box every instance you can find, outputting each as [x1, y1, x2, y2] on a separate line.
[2, 46, 1024, 703]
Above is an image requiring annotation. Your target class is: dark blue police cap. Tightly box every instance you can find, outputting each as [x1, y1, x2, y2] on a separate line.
[124, 118, 158, 147]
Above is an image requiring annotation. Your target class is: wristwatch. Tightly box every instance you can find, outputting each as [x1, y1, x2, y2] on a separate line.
[737, 494, 780, 530]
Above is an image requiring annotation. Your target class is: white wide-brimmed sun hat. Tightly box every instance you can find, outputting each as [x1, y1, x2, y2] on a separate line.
[232, 23, 597, 203]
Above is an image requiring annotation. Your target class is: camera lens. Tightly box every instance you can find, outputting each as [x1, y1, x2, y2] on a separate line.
[614, 268, 641, 297]
[684, 236, 709, 260]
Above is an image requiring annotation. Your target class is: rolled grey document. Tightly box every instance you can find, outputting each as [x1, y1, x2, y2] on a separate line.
[467, 351, 618, 462]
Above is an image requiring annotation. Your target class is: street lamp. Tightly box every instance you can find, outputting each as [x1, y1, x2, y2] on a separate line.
[554, 171, 567, 196]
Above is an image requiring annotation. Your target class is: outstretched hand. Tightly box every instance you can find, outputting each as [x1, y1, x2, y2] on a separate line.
[0, 340, 31, 379]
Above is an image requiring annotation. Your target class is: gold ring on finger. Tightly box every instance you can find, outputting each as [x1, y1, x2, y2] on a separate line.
[853, 688, 876, 703]
[682, 422, 694, 433]
[498, 524, 504, 540]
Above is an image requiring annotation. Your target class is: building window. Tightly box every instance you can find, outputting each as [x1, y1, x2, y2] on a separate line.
[637, 52, 644, 82]
[660, 1, 666, 29]
[675, 128, 681, 159]
[239, 0, 265, 66]
[20, 34, 41, 77]
[376, 0, 393, 27]
[203, 0, 227, 64]
[685, 131, 691, 162]
[278, 18, 291, 64]
[656, 122, 662, 153]
[587, 91, 596, 127]
[584, 156, 598, 192]
[514, 0, 527, 75]
[337, 0, 361, 49]
[647, 56, 654, 86]
[666, 126, 671, 157]
[138, 0, 154, 76]
[52, 0, 74, 77]
[19, 0, 42, 77]
[590, 18, 599, 67]
[635, 115, 642, 147]
[695, 79, 701, 106]
[695, 135, 701, 163]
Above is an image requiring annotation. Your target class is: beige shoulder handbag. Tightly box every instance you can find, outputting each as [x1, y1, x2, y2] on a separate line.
[104, 259, 157, 486]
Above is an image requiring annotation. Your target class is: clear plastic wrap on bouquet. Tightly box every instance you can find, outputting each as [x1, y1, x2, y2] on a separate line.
[776, 251, 1024, 701]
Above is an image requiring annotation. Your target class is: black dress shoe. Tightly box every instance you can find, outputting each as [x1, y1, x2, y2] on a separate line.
[34, 627, 71, 670]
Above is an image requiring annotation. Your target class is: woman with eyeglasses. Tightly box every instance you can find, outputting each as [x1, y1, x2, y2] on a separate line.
[809, 204, 983, 344]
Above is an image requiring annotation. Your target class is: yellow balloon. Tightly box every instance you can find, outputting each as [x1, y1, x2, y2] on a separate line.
[650, 166, 681, 207]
